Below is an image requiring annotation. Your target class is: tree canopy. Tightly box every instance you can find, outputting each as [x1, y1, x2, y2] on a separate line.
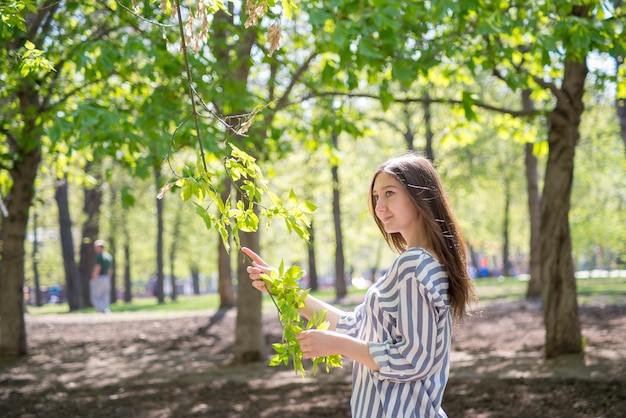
[1, 0, 624, 360]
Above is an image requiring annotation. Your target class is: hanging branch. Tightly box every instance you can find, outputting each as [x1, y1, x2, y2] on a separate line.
[174, 0, 209, 173]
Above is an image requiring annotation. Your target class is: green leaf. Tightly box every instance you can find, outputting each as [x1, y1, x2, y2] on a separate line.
[269, 354, 283, 366]
[380, 83, 394, 111]
[193, 201, 209, 222]
[303, 200, 317, 212]
[461, 91, 477, 121]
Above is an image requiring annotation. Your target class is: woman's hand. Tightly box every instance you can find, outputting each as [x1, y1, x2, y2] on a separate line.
[296, 330, 342, 359]
[297, 329, 379, 371]
[242, 247, 275, 293]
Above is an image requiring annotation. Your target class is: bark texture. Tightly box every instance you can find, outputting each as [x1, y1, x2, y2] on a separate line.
[233, 224, 263, 363]
[541, 59, 587, 358]
[331, 134, 347, 300]
[307, 220, 319, 291]
[78, 171, 102, 307]
[55, 177, 84, 310]
[0, 145, 40, 355]
[524, 143, 542, 299]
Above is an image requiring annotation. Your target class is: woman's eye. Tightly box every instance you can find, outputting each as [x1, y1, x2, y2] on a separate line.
[386, 190, 394, 197]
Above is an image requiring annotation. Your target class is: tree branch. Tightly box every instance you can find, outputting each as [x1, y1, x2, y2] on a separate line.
[0, 127, 20, 153]
[294, 90, 545, 118]
[259, 51, 320, 131]
[42, 18, 120, 111]
[371, 116, 404, 135]
[531, 75, 569, 104]
[48, 79, 106, 109]
[24, 1, 59, 48]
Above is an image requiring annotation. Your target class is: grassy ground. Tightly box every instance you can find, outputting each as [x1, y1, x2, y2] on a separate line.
[472, 275, 626, 304]
[26, 275, 626, 317]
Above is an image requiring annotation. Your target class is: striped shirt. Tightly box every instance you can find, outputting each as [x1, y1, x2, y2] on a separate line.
[336, 248, 451, 417]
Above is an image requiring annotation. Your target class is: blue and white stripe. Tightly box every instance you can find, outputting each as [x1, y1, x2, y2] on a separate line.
[336, 248, 451, 417]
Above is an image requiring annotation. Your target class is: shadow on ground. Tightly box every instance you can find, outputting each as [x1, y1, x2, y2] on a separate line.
[1, 300, 625, 417]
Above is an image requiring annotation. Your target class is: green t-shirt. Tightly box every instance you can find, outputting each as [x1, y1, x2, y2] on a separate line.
[96, 252, 113, 276]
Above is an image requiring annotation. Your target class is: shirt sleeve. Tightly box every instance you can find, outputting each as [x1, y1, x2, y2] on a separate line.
[368, 258, 447, 382]
[335, 302, 364, 338]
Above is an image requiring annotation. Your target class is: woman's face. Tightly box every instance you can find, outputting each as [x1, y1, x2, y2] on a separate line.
[372, 172, 421, 247]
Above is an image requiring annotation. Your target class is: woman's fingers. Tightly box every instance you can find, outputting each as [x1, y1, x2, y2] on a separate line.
[246, 266, 268, 293]
[242, 247, 274, 275]
[242, 247, 273, 293]
[251, 279, 267, 292]
[298, 331, 322, 359]
[297, 330, 336, 359]
[296, 331, 309, 357]
[242, 247, 269, 268]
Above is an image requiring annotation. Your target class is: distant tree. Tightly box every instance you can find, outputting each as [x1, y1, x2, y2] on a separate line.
[217, 177, 235, 308]
[330, 132, 347, 299]
[30, 210, 42, 307]
[54, 176, 84, 310]
[77, 165, 103, 308]
[307, 220, 319, 291]
[155, 167, 165, 304]
[168, 198, 184, 301]
[523, 91, 543, 299]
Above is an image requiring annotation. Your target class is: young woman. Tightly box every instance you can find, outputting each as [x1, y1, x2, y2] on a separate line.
[243, 153, 476, 417]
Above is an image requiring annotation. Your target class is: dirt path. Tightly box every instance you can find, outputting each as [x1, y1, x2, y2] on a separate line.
[1, 300, 625, 417]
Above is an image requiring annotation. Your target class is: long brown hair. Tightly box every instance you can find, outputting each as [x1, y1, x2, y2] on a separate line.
[368, 154, 476, 320]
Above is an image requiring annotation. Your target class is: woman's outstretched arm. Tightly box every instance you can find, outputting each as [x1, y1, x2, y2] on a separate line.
[242, 247, 344, 329]
[242, 247, 378, 370]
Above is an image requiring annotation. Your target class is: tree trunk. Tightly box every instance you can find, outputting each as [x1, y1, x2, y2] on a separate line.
[191, 265, 201, 295]
[168, 201, 183, 301]
[233, 204, 263, 363]
[614, 1, 626, 155]
[616, 60, 626, 155]
[522, 91, 542, 299]
[109, 235, 117, 304]
[541, 59, 587, 359]
[218, 178, 235, 308]
[78, 168, 102, 307]
[169, 255, 177, 300]
[109, 184, 118, 304]
[307, 220, 319, 291]
[402, 105, 416, 151]
[123, 243, 132, 303]
[618, 96, 626, 155]
[331, 133, 347, 299]
[502, 182, 511, 277]
[218, 238, 235, 307]
[155, 168, 165, 304]
[122, 202, 132, 303]
[525, 143, 542, 298]
[0, 140, 40, 356]
[55, 177, 84, 310]
[31, 211, 42, 307]
[423, 95, 435, 162]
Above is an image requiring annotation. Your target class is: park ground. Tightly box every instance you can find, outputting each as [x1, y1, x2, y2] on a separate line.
[1, 293, 625, 417]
